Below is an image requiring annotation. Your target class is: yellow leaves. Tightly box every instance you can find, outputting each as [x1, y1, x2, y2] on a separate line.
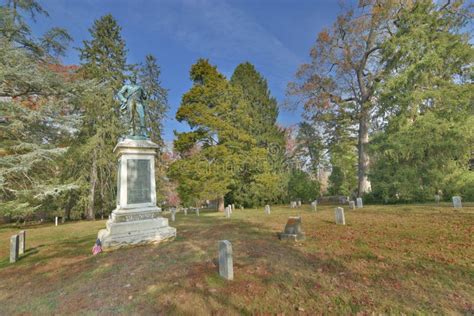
[318, 29, 331, 44]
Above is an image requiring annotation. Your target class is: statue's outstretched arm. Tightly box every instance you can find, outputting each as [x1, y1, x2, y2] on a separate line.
[117, 86, 128, 104]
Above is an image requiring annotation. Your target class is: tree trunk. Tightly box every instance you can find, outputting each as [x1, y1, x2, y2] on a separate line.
[218, 196, 225, 212]
[357, 112, 371, 196]
[87, 149, 98, 220]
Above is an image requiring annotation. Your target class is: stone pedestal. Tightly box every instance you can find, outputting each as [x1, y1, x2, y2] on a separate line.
[98, 138, 176, 249]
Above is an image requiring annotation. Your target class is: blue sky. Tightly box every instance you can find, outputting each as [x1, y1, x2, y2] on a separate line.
[30, 0, 342, 142]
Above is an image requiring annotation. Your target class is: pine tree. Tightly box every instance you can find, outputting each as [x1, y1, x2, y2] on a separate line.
[137, 54, 169, 205]
[0, 2, 78, 222]
[0, 0, 72, 57]
[229, 63, 287, 205]
[67, 14, 128, 220]
[138, 54, 168, 146]
[230, 62, 284, 149]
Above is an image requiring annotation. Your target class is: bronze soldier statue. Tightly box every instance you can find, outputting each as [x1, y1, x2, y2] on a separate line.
[117, 75, 147, 137]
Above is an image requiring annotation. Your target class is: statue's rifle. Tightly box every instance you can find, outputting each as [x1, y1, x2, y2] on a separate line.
[119, 86, 141, 113]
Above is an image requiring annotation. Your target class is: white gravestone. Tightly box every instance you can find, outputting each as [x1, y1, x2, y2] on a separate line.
[452, 196, 462, 208]
[349, 201, 355, 210]
[196, 208, 200, 216]
[311, 200, 317, 211]
[335, 207, 346, 225]
[170, 210, 176, 222]
[10, 235, 19, 263]
[97, 138, 176, 249]
[231, 204, 235, 212]
[356, 198, 363, 208]
[218, 240, 233, 280]
[290, 201, 296, 208]
[297, 200, 302, 207]
[265, 205, 271, 215]
[184, 208, 188, 216]
[225, 206, 231, 218]
[434, 194, 440, 204]
[55, 216, 58, 226]
[18, 230, 25, 255]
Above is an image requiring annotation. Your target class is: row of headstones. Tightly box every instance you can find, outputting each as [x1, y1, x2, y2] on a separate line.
[169, 207, 202, 222]
[224, 204, 236, 218]
[290, 201, 302, 208]
[9, 230, 26, 263]
[206, 196, 466, 281]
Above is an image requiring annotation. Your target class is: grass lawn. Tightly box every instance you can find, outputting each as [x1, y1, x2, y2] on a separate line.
[0, 203, 473, 314]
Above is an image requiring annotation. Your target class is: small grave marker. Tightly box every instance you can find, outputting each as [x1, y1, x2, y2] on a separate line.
[225, 206, 231, 218]
[184, 208, 188, 216]
[170, 210, 176, 222]
[55, 216, 58, 226]
[10, 235, 19, 263]
[311, 200, 317, 211]
[196, 208, 200, 216]
[264, 205, 271, 215]
[452, 196, 462, 208]
[356, 198, 363, 208]
[434, 194, 440, 205]
[335, 207, 345, 225]
[18, 230, 26, 255]
[218, 240, 233, 280]
[278, 216, 305, 241]
[349, 201, 355, 210]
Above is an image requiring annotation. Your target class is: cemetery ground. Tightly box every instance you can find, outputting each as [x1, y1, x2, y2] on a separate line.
[0, 204, 473, 315]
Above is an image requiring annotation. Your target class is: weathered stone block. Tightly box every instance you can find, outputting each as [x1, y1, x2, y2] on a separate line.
[10, 235, 19, 263]
[278, 216, 305, 241]
[452, 196, 462, 208]
[18, 230, 25, 255]
[335, 207, 345, 225]
[356, 198, 363, 208]
[264, 205, 271, 215]
[225, 206, 231, 218]
[218, 240, 233, 280]
[349, 201, 355, 210]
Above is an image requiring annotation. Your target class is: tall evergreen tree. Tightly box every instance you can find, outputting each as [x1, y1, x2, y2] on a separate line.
[137, 54, 169, 205]
[230, 62, 284, 148]
[170, 59, 247, 210]
[138, 54, 168, 146]
[66, 14, 128, 220]
[79, 14, 127, 88]
[0, 0, 72, 57]
[230, 62, 287, 205]
[370, 0, 473, 202]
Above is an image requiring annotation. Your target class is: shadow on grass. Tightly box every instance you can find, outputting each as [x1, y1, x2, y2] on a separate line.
[1, 207, 472, 314]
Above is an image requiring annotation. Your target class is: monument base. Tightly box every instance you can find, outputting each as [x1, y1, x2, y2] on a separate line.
[98, 216, 176, 249]
[97, 137, 176, 250]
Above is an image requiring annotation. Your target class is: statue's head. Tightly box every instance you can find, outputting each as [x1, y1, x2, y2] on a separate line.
[130, 72, 138, 84]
